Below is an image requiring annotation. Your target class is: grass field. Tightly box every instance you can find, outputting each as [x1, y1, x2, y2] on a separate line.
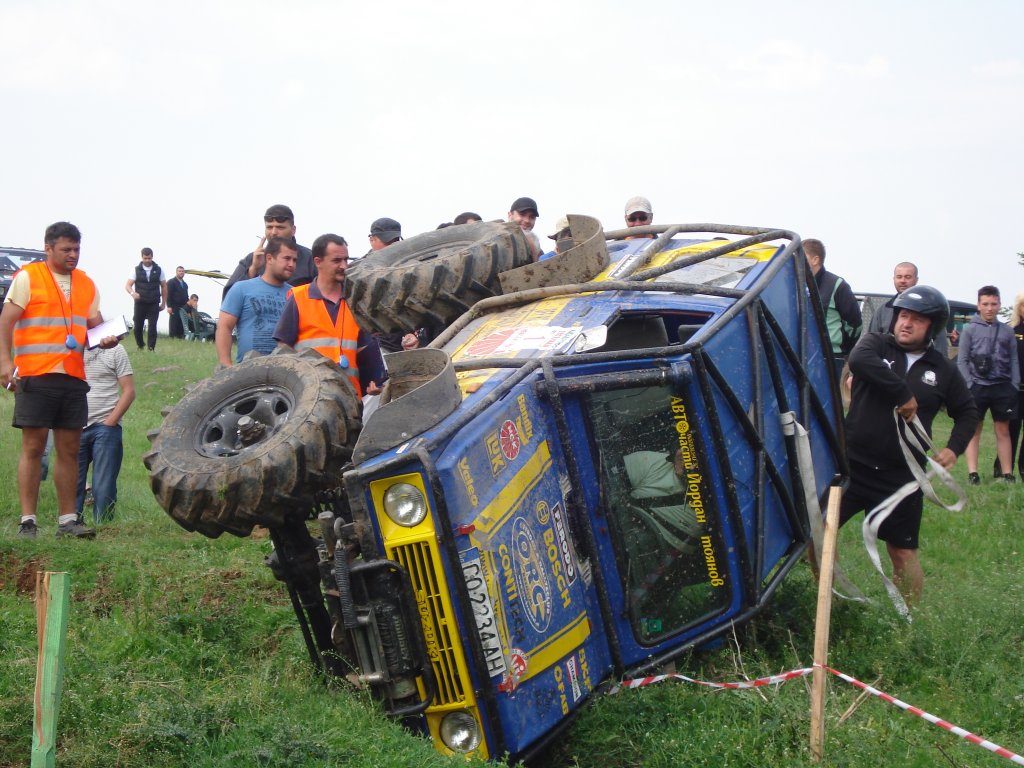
[1, 338, 1022, 767]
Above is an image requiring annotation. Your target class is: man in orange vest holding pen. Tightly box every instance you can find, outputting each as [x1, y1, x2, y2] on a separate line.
[273, 233, 384, 396]
[0, 222, 120, 539]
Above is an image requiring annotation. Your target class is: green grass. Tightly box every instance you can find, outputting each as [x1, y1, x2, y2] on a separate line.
[1, 339, 1022, 767]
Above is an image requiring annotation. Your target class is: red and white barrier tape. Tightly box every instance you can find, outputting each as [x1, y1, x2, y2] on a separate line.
[611, 666, 813, 693]
[613, 663, 1024, 765]
[819, 665, 1024, 766]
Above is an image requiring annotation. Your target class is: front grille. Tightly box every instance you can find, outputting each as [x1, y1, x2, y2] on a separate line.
[390, 540, 466, 705]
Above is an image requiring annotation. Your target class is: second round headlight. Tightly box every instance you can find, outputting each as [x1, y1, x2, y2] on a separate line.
[439, 710, 481, 753]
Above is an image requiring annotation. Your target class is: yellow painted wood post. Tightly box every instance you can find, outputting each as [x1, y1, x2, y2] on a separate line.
[810, 485, 842, 762]
[32, 571, 71, 768]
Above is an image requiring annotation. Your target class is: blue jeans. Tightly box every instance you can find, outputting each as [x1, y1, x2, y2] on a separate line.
[76, 423, 124, 523]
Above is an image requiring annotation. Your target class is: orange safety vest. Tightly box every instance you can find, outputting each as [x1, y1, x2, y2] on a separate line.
[12, 262, 96, 380]
[291, 284, 362, 396]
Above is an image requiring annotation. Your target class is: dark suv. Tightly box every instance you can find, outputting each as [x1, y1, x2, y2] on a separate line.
[0, 247, 45, 302]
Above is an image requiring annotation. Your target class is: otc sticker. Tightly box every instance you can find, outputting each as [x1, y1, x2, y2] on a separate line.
[499, 419, 521, 460]
[461, 553, 508, 679]
[511, 517, 552, 633]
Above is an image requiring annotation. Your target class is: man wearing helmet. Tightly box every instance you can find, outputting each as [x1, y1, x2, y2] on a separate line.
[840, 285, 978, 605]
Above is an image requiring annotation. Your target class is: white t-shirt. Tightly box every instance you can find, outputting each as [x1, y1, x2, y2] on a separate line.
[84, 345, 133, 426]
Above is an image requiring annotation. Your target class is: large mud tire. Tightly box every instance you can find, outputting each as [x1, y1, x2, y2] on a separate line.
[143, 351, 361, 538]
[344, 221, 532, 335]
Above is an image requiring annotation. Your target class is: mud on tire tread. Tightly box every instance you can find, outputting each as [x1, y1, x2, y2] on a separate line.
[143, 351, 361, 538]
[344, 221, 532, 335]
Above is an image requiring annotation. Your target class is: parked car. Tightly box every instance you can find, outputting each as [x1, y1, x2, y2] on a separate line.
[146, 218, 846, 761]
[857, 291, 975, 355]
[0, 246, 45, 303]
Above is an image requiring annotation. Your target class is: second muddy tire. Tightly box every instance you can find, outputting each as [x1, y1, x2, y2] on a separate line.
[143, 351, 362, 538]
[344, 220, 533, 335]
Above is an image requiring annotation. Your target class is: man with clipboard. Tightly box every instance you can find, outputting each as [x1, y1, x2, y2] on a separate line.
[0, 221, 120, 539]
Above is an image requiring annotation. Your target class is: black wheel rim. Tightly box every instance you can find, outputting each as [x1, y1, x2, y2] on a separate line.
[193, 384, 295, 458]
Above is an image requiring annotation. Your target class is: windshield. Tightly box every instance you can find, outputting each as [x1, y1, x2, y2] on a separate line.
[585, 383, 731, 643]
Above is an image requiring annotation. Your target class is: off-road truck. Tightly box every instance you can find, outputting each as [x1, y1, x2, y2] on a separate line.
[146, 217, 846, 761]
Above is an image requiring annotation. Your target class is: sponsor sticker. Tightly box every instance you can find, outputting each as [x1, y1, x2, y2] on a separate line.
[500, 419, 521, 460]
[566, 655, 583, 703]
[511, 517, 553, 633]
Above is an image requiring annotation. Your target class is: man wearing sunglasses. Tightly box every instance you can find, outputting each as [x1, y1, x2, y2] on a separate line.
[223, 204, 315, 296]
[624, 196, 655, 239]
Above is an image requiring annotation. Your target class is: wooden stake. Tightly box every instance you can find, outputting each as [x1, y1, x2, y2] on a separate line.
[32, 572, 71, 768]
[810, 485, 842, 762]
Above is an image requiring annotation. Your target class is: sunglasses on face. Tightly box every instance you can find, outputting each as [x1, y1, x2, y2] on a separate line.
[265, 216, 292, 224]
[628, 213, 649, 223]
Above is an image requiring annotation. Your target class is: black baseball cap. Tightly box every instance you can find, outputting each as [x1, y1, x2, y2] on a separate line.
[509, 197, 540, 216]
[369, 217, 402, 242]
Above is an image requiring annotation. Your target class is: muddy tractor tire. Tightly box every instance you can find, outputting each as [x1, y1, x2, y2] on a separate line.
[144, 350, 361, 538]
[344, 220, 533, 335]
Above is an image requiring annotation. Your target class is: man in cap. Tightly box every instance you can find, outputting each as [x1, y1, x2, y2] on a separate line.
[508, 197, 542, 258]
[224, 204, 315, 296]
[624, 196, 653, 228]
[363, 218, 418, 352]
[624, 196, 655, 239]
[367, 218, 402, 252]
[539, 215, 572, 261]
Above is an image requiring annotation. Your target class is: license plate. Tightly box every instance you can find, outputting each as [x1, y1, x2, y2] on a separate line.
[461, 555, 507, 678]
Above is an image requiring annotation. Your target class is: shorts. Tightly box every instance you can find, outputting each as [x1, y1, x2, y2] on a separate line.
[12, 373, 90, 430]
[839, 461, 923, 549]
[971, 381, 1017, 422]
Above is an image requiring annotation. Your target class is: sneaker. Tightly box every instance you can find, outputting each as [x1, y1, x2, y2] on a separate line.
[968, 472, 981, 486]
[17, 519, 37, 539]
[1001, 474, 1017, 484]
[56, 519, 96, 539]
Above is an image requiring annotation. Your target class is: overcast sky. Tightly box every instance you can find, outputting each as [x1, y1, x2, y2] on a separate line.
[2, 0, 1022, 327]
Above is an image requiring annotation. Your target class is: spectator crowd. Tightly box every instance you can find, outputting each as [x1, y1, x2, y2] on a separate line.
[3, 199, 1022, 616]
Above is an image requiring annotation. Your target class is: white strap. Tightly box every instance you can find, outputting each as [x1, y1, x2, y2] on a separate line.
[861, 410, 967, 620]
[780, 412, 867, 603]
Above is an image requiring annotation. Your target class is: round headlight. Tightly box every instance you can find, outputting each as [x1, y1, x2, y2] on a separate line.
[439, 711, 481, 753]
[382, 482, 427, 527]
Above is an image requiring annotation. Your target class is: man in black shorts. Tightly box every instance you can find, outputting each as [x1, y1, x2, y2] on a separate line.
[958, 284, 1019, 484]
[840, 286, 978, 605]
[0, 222, 119, 539]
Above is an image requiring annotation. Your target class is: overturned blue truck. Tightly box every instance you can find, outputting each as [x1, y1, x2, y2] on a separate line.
[145, 216, 847, 761]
